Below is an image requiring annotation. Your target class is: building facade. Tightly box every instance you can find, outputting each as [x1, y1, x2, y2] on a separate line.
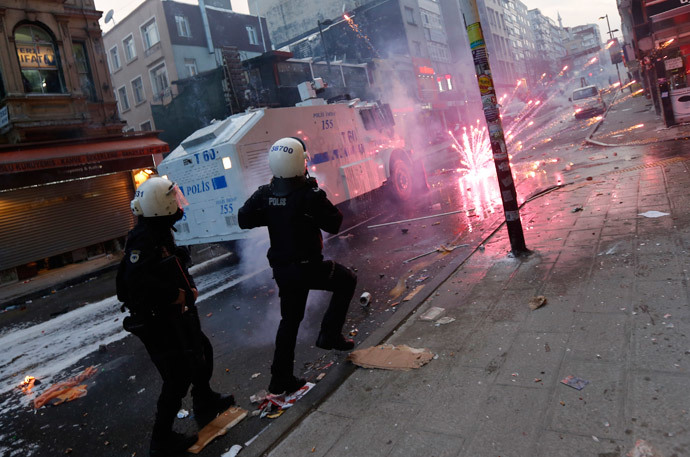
[527, 9, 566, 82]
[102, 0, 270, 133]
[0, 0, 168, 284]
[618, 0, 690, 126]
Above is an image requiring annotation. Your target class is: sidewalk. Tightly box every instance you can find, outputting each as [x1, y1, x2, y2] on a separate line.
[589, 90, 690, 146]
[260, 97, 690, 456]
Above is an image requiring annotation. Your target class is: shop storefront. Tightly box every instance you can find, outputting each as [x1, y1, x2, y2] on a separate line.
[645, 0, 690, 125]
[0, 134, 167, 281]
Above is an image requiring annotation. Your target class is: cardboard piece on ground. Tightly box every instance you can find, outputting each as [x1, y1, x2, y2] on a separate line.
[403, 285, 425, 302]
[347, 344, 434, 371]
[188, 407, 248, 454]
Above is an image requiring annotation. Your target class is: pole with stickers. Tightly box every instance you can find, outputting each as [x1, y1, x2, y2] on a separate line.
[460, 0, 529, 256]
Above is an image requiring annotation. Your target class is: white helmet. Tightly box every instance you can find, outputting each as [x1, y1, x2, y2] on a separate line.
[130, 176, 188, 217]
[268, 137, 308, 178]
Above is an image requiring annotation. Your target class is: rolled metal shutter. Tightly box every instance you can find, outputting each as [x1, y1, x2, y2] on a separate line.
[0, 172, 136, 271]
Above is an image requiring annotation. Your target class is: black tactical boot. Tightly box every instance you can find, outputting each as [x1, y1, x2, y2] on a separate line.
[268, 375, 307, 395]
[316, 333, 355, 351]
[193, 392, 236, 427]
[149, 431, 198, 457]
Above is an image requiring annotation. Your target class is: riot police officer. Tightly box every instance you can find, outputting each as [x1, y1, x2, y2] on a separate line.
[238, 137, 357, 395]
[116, 177, 235, 456]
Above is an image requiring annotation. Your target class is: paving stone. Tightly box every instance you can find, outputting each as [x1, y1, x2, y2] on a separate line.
[327, 401, 421, 457]
[388, 430, 465, 457]
[629, 372, 690, 457]
[460, 385, 549, 457]
[496, 331, 569, 388]
[269, 411, 354, 457]
[533, 430, 627, 457]
[548, 361, 626, 438]
[568, 313, 629, 362]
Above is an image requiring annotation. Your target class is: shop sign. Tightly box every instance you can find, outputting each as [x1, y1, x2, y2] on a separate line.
[16, 45, 57, 69]
[664, 57, 683, 70]
[418, 66, 435, 75]
[646, 0, 690, 17]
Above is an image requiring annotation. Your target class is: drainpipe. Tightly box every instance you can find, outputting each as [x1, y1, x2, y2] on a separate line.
[199, 0, 214, 54]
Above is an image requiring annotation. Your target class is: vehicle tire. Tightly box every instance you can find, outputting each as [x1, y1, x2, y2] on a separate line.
[389, 157, 413, 202]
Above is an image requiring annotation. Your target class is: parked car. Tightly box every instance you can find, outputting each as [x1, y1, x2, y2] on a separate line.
[569, 85, 606, 119]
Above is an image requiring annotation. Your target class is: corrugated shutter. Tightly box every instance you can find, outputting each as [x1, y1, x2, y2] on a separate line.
[0, 173, 136, 270]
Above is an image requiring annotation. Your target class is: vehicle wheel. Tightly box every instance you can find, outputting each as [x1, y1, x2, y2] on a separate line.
[389, 157, 413, 202]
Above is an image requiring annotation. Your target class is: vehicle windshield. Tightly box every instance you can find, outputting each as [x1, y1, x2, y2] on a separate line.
[572, 87, 598, 100]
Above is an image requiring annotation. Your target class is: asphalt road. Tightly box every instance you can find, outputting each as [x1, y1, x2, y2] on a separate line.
[2, 89, 676, 457]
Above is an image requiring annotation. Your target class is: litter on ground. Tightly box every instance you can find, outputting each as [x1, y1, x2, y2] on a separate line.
[638, 211, 669, 218]
[419, 307, 445, 321]
[347, 344, 434, 371]
[33, 366, 98, 409]
[529, 296, 547, 310]
[256, 383, 315, 419]
[560, 375, 589, 390]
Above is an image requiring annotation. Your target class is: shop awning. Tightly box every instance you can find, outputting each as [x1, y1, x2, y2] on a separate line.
[0, 134, 168, 175]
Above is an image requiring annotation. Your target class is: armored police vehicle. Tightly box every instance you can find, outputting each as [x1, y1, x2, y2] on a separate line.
[157, 79, 426, 246]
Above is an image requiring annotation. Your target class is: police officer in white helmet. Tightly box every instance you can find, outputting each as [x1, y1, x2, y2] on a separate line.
[116, 176, 235, 456]
[239, 137, 357, 395]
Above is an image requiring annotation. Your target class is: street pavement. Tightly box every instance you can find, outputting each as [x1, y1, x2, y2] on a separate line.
[255, 94, 690, 457]
[2, 90, 690, 457]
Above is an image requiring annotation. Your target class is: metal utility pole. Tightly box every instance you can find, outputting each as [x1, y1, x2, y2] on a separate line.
[317, 19, 333, 73]
[599, 14, 622, 87]
[460, 0, 529, 256]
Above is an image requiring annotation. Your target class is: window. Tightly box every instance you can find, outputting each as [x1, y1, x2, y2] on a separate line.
[72, 42, 97, 101]
[412, 40, 422, 57]
[149, 62, 169, 99]
[15, 24, 65, 94]
[404, 7, 416, 25]
[131, 76, 145, 104]
[141, 18, 160, 50]
[117, 86, 130, 112]
[109, 45, 121, 72]
[123, 35, 136, 62]
[246, 26, 258, 45]
[175, 15, 191, 38]
[140, 120, 152, 131]
[184, 58, 198, 77]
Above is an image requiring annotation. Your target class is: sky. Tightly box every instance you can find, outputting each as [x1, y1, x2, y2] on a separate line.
[93, 0, 622, 40]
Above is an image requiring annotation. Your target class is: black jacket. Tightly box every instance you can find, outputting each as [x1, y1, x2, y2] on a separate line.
[238, 177, 342, 267]
[116, 218, 196, 315]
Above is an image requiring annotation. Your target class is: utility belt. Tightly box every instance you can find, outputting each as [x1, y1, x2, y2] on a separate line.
[269, 254, 323, 268]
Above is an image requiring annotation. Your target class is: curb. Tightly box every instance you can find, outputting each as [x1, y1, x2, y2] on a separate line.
[242, 211, 509, 457]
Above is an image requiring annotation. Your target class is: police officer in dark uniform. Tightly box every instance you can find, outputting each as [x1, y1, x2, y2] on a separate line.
[238, 137, 357, 395]
[116, 176, 235, 457]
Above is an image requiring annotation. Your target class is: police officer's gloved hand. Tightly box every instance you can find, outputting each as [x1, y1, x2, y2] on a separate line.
[306, 177, 318, 188]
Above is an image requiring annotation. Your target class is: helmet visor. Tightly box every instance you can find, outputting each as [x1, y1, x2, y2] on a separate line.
[169, 183, 189, 208]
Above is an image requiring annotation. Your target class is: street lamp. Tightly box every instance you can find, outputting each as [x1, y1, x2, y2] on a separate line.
[317, 19, 334, 72]
[598, 14, 622, 88]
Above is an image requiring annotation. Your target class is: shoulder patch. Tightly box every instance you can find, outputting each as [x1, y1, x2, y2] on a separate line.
[129, 250, 141, 263]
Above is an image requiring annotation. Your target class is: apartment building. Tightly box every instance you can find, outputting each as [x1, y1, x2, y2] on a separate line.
[527, 9, 566, 80]
[103, 0, 270, 132]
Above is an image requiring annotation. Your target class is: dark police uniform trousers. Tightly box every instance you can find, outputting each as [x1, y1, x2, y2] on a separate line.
[117, 219, 216, 438]
[238, 177, 357, 380]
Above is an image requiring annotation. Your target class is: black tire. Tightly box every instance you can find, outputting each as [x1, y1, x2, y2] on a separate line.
[389, 157, 413, 202]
